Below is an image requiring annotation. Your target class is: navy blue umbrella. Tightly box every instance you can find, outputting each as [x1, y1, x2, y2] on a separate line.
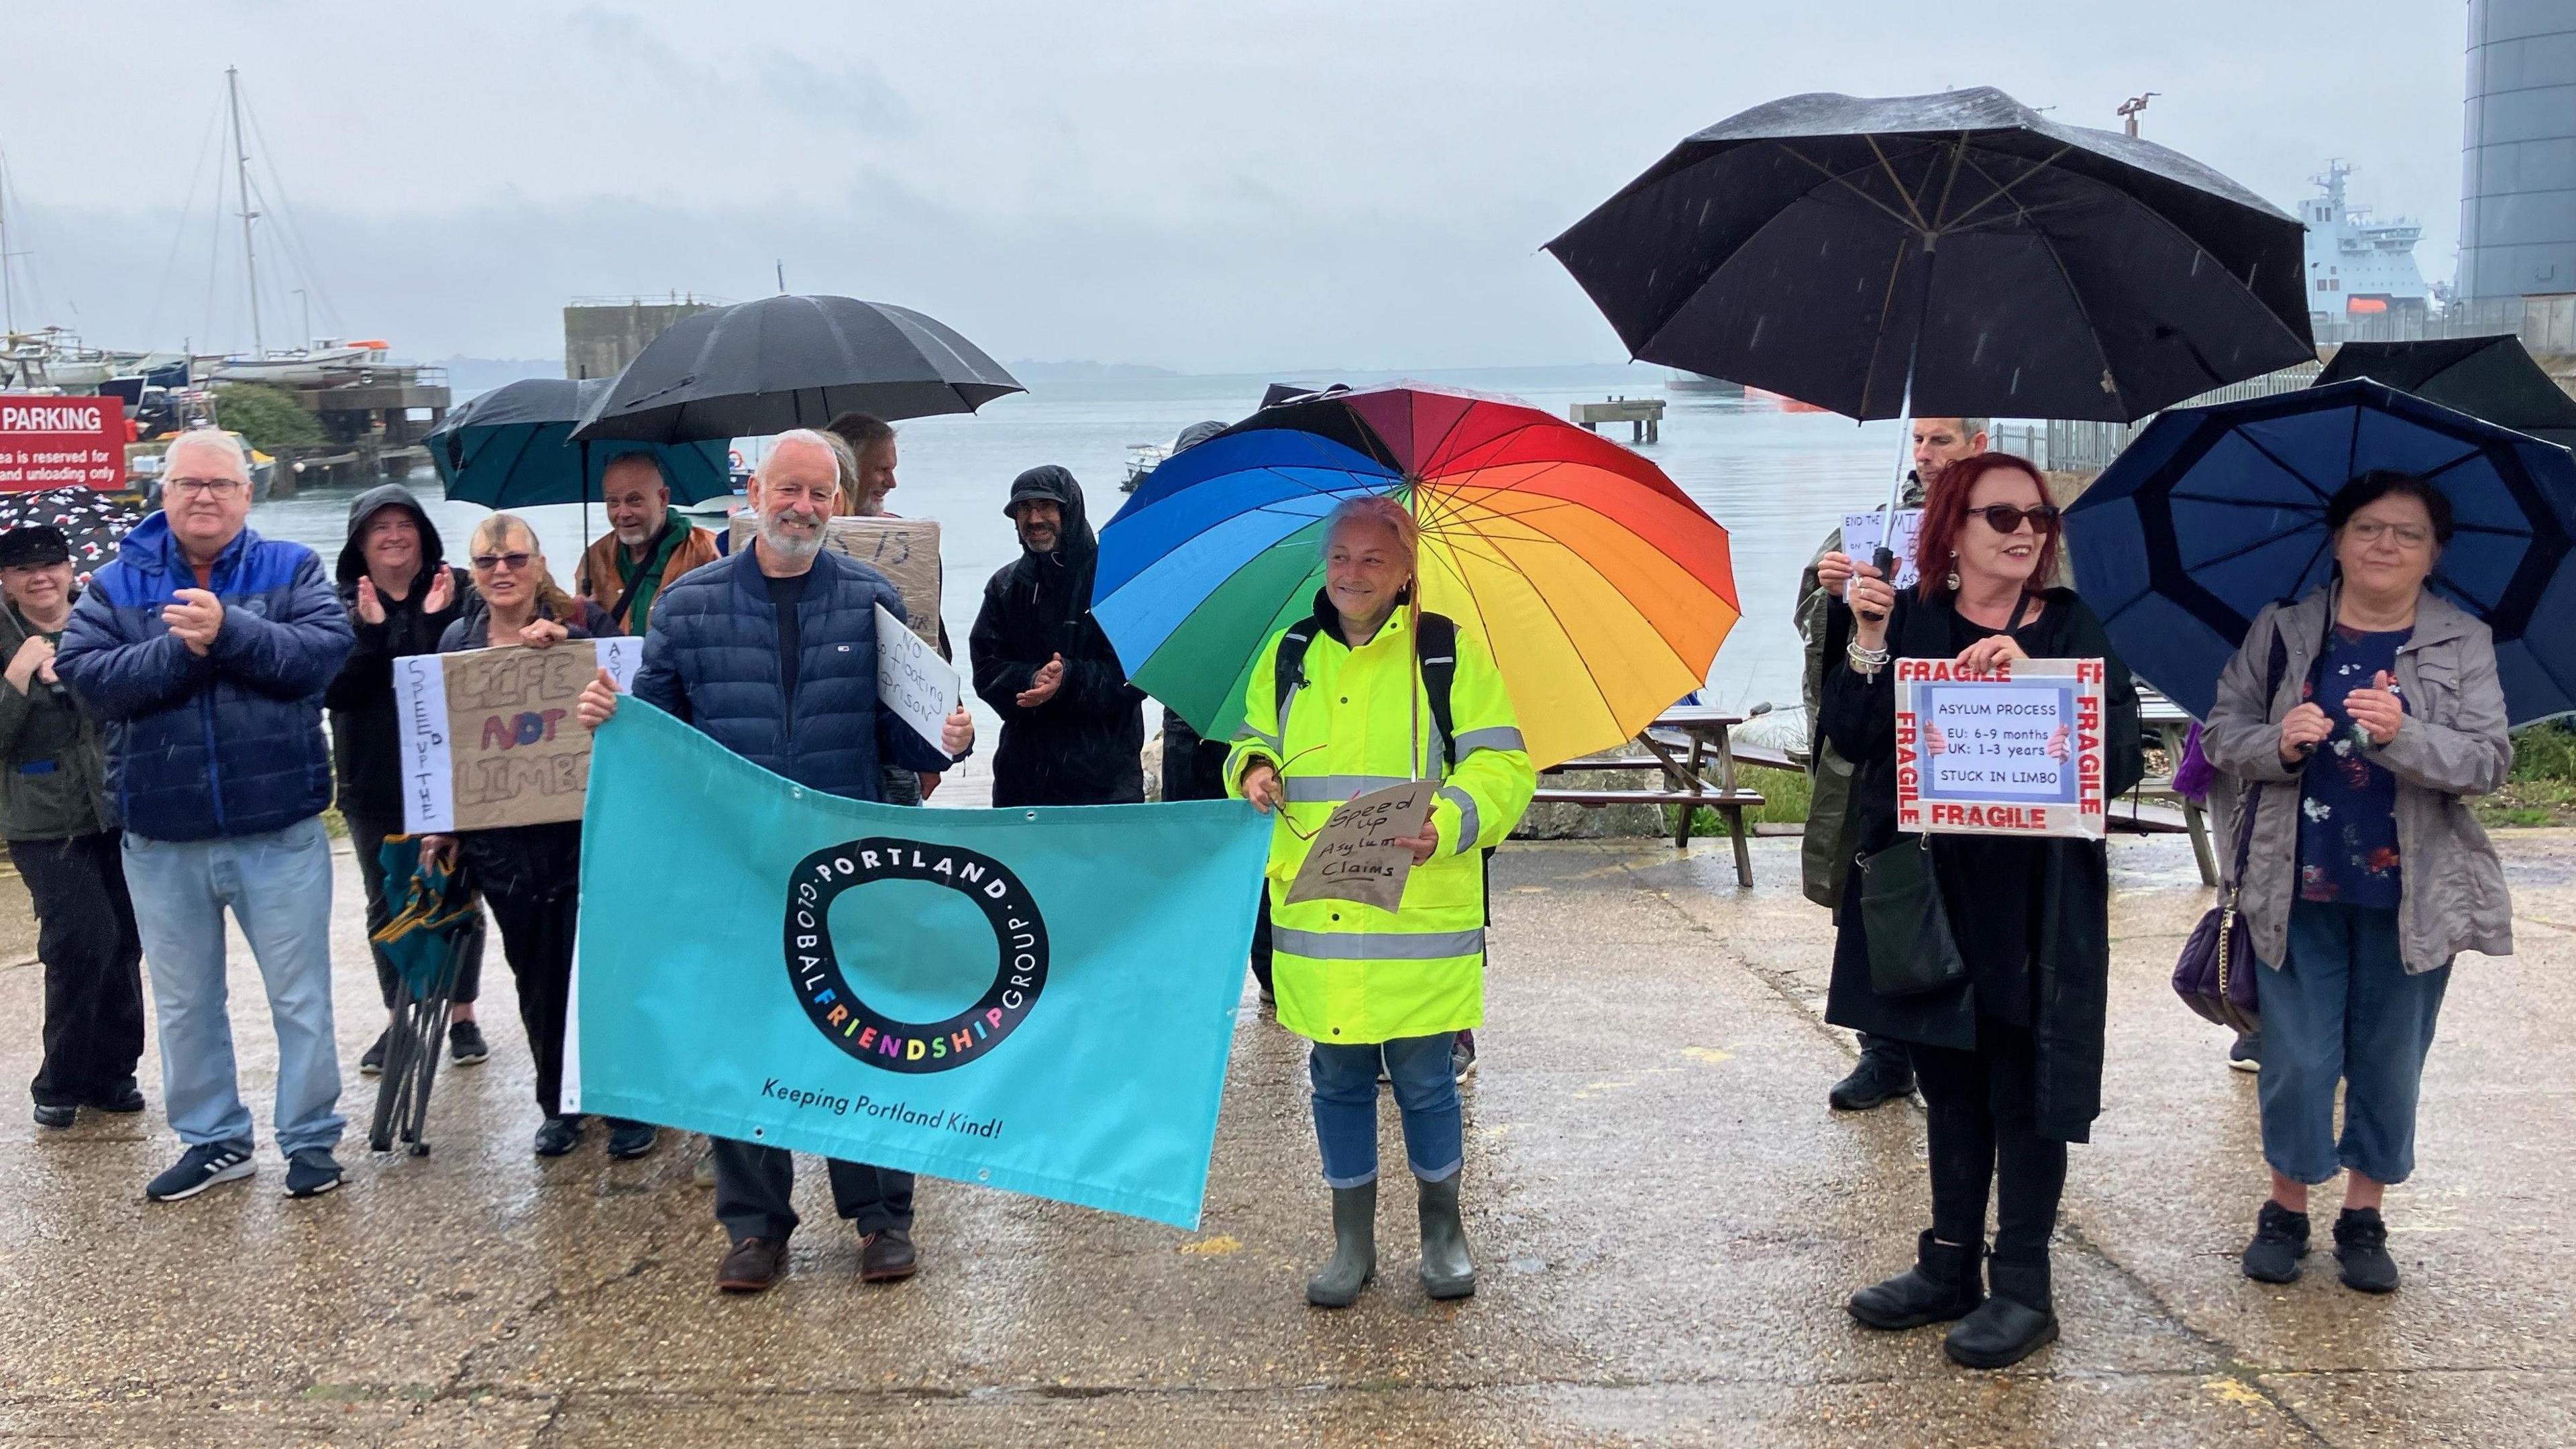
[426, 378, 733, 508]
[2066, 378, 2576, 723]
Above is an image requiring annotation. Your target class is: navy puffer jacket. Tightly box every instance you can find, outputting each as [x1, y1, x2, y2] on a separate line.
[632, 547, 960, 802]
[56, 513, 356, 842]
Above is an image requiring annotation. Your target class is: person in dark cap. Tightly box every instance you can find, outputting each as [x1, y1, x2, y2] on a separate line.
[0, 524, 146, 1130]
[323, 484, 488, 1076]
[970, 466, 1146, 807]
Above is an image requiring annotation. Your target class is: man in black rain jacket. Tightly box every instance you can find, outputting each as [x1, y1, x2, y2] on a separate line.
[970, 466, 1144, 807]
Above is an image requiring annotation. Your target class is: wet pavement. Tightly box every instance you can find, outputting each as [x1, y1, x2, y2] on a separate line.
[1, 830, 2571, 1446]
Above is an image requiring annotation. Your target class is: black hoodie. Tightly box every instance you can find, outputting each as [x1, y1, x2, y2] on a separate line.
[323, 483, 475, 822]
[969, 466, 1145, 806]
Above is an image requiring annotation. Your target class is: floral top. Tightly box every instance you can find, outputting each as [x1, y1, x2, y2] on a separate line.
[2297, 625, 2410, 908]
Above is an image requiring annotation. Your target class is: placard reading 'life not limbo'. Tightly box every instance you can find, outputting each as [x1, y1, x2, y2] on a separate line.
[1894, 656, 2107, 840]
[392, 638, 643, 833]
[1286, 779, 1435, 912]
[731, 515, 943, 646]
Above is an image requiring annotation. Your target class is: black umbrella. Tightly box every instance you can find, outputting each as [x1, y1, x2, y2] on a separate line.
[2312, 337, 2576, 450]
[1547, 86, 2315, 557]
[570, 294, 1024, 444]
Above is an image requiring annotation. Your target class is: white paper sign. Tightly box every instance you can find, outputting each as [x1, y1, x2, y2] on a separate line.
[392, 637, 643, 833]
[1894, 656, 2107, 840]
[875, 602, 960, 753]
[1840, 508, 1924, 590]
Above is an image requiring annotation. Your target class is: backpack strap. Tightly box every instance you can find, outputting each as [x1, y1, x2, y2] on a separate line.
[1267, 609, 1464, 772]
[1270, 612, 1328, 756]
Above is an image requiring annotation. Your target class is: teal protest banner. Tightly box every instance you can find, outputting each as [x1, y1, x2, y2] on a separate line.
[564, 702, 1270, 1228]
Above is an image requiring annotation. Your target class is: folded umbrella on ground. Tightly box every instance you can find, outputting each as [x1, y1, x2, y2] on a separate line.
[2065, 378, 2576, 723]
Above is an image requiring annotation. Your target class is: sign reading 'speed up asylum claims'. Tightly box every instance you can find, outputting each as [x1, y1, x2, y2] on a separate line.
[0, 395, 123, 491]
[392, 639, 643, 833]
[1894, 656, 2107, 841]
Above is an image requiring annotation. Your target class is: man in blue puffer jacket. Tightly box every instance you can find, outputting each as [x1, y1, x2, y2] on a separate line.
[56, 430, 356, 1203]
[579, 429, 973, 1295]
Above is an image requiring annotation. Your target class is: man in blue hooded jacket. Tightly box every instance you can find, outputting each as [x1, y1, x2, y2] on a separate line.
[56, 429, 356, 1203]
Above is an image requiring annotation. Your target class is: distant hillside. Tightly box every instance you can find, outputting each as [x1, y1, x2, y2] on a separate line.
[434, 356, 566, 399]
[1006, 360, 1181, 382]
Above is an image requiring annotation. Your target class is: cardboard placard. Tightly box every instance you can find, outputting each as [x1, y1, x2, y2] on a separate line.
[394, 638, 644, 833]
[875, 602, 961, 753]
[1285, 780, 1435, 911]
[1839, 508, 1924, 591]
[732, 515, 942, 645]
[1894, 656, 2106, 839]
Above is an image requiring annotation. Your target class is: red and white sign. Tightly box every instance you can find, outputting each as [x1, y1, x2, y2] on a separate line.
[1894, 656, 2108, 841]
[0, 395, 123, 492]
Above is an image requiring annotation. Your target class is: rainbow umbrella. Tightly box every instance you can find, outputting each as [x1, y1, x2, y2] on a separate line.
[1093, 384, 1738, 769]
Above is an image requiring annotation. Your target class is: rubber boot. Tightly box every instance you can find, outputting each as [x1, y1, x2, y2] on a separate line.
[1944, 1252, 2059, 1369]
[1305, 1182, 1377, 1308]
[1848, 1231, 1984, 1330]
[1417, 1173, 1476, 1300]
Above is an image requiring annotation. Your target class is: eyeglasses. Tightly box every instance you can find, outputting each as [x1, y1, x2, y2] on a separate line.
[2346, 520, 2432, 550]
[1968, 503, 2060, 534]
[165, 477, 246, 499]
[470, 551, 534, 572]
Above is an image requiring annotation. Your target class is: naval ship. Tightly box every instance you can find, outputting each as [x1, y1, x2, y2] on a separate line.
[2302, 160, 2428, 325]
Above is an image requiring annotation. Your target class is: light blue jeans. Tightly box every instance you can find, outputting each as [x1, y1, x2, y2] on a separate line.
[122, 817, 343, 1155]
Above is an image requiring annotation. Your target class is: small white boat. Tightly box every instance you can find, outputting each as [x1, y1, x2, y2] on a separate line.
[211, 339, 390, 386]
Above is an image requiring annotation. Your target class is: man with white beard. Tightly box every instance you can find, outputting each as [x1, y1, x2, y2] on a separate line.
[573, 452, 720, 635]
[578, 429, 973, 1294]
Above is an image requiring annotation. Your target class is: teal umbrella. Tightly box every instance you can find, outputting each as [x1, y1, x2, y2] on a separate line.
[427, 378, 733, 508]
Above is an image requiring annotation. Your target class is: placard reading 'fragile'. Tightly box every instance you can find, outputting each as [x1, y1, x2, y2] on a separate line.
[1894, 657, 2106, 840]
[392, 639, 643, 833]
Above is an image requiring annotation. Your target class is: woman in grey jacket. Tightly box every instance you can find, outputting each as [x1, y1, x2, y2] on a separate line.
[2202, 470, 2512, 1295]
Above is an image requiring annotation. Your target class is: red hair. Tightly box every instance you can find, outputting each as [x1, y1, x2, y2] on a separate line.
[1913, 451, 2060, 602]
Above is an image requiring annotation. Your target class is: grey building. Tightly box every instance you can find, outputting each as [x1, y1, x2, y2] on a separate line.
[2459, 0, 2576, 300]
[563, 297, 720, 380]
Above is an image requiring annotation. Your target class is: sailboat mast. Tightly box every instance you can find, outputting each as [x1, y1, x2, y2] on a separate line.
[226, 66, 264, 356]
[0, 147, 15, 337]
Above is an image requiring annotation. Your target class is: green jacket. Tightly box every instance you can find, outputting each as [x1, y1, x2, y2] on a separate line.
[0, 600, 112, 841]
[1794, 480, 1925, 910]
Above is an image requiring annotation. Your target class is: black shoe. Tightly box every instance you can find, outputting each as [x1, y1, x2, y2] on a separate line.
[33, 1102, 75, 1130]
[1451, 1030, 1479, 1084]
[1829, 1050, 1915, 1112]
[358, 1030, 388, 1077]
[1943, 1254, 2058, 1369]
[2242, 1200, 2310, 1284]
[84, 1082, 146, 1114]
[284, 1147, 343, 1199]
[605, 1120, 659, 1160]
[447, 1020, 490, 1065]
[859, 1226, 919, 1283]
[533, 1116, 584, 1157]
[2333, 1208, 2399, 1294]
[146, 1140, 256, 1201]
[1849, 1231, 1984, 1330]
[2228, 1031, 2261, 1073]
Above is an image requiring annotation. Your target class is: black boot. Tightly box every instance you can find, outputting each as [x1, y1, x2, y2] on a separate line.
[1848, 1230, 1983, 1330]
[1944, 1252, 2059, 1369]
[1305, 1182, 1376, 1308]
[1417, 1173, 1475, 1301]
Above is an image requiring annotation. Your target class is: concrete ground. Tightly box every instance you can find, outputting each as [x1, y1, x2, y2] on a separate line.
[1, 830, 2570, 1448]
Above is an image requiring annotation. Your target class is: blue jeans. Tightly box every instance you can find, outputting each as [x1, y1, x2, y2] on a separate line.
[122, 817, 344, 1155]
[2257, 900, 2449, 1186]
[1309, 1033, 1460, 1188]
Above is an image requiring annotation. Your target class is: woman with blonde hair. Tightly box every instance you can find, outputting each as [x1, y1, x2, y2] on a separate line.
[425, 515, 655, 1161]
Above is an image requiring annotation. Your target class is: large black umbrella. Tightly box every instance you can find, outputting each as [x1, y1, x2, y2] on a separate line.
[2313, 337, 2576, 450]
[1547, 87, 2314, 549]
[570, 294, 1024, 444]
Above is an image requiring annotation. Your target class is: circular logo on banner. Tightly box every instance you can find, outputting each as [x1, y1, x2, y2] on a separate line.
[783, 838, 1049, 1074]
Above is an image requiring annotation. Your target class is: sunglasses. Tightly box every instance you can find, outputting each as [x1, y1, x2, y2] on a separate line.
[1968, 503, 2061, 534]
[470, 551, 534, 572]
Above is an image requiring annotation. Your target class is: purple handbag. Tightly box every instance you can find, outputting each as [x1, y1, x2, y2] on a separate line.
[2171, 627, 2292, 1033]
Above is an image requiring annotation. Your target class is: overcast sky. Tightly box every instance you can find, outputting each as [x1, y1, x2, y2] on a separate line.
[3, 1, 2469, 372]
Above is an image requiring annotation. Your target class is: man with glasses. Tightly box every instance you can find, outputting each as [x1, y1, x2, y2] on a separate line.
[577, 429, 973, 1293]
[57, 429, 357, 1202]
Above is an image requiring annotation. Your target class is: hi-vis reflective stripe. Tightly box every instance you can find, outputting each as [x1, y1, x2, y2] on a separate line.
[1452, 725, 1524, 755]
[1438, 784, 1479, 853]
[1234, 722, 1281, 753]
[1272, 926, 1487, 961]
[1284, 774, 1411, 803]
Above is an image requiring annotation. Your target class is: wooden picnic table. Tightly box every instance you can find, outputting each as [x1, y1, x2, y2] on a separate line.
[1532, 706, 1767, 887]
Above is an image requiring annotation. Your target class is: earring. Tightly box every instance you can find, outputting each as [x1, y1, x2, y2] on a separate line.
[1944, 551, 1962, 592]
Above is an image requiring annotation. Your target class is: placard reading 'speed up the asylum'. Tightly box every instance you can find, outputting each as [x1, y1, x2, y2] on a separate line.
[393, 638, 644, 833]
[1894, 656, 2106, 841]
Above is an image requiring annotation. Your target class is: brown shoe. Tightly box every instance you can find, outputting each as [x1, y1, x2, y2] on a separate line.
[716, 1236, 786, 1293]
[859, 1227, 918, 1283]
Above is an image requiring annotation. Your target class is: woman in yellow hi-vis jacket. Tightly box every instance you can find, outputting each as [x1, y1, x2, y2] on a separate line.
[1227, 496, 1536, 1308]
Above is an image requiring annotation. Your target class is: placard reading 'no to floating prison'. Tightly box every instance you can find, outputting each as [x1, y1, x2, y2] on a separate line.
[392, 639, 643, 833]
[1894, 656, 2107, 841]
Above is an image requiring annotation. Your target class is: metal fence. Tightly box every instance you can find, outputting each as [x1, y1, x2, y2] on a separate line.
[2312, 294, 2576, 355]
[1990, 364, 2322, 474]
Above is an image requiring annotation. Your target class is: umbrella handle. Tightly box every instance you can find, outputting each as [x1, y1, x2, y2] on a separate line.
[1858, 545, 1897, 623]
